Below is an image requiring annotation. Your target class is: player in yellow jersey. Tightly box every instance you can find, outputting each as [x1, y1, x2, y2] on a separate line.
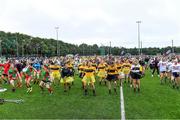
[67, 61, 75, 85]
[82, 61, 96, 96]
[106, 61, 118, 95]
[61, 62, 72, 92]
[122, 60, 131, 84]
[78, 62, 86, 78]
[116, 60, 124, 86]
[49, 62, 61, 85]
[78, 61, 86, 89]
[97, 60, 107, 85]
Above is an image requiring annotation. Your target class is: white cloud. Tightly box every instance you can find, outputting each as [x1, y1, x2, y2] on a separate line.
[0, 0, 179, 48]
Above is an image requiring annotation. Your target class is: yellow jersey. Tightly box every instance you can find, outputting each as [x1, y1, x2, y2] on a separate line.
[84, 66, 96, 77]
[97, 63, 106, 72]
[49, 65, 61, 72]
[106, 65, 118, 75]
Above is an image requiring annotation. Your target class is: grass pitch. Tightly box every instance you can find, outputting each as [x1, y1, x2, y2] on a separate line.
[0, 75, 120, 119]
[123, 70, 180, 119]
[1, 70, 180, 119]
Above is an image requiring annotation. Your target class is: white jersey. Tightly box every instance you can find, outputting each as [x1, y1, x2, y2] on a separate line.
[170, 63, 180, 73]
[167, 62, 173, 72]
[131, 64, 141, 73]
[158, 61, 167, 72]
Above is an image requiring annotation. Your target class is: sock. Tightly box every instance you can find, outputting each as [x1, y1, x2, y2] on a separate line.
[69, 85, 71, 90]
[99, 81, 102, 85]
[12, 88, 16, 92]
[84, 89, 88, 95]
[114, 88, 117, 94]
[40, 86, 44, 91]
[109, 89, 111, 94]
[104, 81, 107, 85]
[48, 88, 53, 93]
[93, 89, 96, 96]
[138, 88, 140, 92]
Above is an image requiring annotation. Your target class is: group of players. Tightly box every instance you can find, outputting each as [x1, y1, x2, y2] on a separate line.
[0, 55, 179, 96]
[149, 56, 180, 88]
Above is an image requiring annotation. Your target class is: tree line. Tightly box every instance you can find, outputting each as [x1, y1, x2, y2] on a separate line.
[0, 31, 179, 57]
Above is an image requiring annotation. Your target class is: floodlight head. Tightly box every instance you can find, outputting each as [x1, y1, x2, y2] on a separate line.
[136, 21, 142, 23]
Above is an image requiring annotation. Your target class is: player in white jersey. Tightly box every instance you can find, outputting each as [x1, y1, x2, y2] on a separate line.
[170, 59, 180, 89]
[166, 60, 173, 81]
[149, 58, 154, 74]
[158, 58, 168, 84]
[130, 59, 143, 92]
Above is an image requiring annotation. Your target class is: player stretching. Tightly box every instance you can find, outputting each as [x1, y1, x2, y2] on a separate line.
[97, 60, 107, 85]
[0, 60, 11, 84]
[22, 62, 37, 93]
[171, 59, 180, 89]
[106, 61, 118, 95]
[158, 58, 167, 84]
[82, 61, 96, 96]
[130, 59, 142, 92]
[39, 64, 53, 94]
[8, 63, 22, 92]
[61, 62, 73, 92]
[32, 61, 41, 84]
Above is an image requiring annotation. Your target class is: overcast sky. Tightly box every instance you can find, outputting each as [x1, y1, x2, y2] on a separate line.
[0, 0, 180, 48]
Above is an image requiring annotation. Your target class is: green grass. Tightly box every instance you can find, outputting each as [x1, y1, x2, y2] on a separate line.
[0, 75, 120, 119]
[2, 70, 180, 119]
[123, 70, 180, 119]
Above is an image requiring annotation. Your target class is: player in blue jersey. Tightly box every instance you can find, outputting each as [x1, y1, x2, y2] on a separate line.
[32, 61, 41, 84]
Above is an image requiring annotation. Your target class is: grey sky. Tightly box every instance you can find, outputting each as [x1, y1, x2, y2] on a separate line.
[0, 0, 180, 48]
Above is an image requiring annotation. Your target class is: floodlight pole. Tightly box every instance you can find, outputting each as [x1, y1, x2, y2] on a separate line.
[172, 39, 174, 54]
[141, 41, 142, 55]
[136, 21, 141, 55]
[0, 40, 2, 57]
[83, 44, 84, 56]
[109, 41, 111, 55]
[16, 34, 19, 57]
[22, 40, 25, 56]
[55, 27, 59, 56]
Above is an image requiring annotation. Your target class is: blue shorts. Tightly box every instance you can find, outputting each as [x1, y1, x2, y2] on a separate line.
[173, 72, 179, 78]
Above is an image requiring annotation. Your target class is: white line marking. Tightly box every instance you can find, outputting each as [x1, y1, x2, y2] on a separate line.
[120, 85, 126, 120]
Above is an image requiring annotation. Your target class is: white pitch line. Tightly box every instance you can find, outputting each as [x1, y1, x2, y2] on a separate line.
[120, 85, 126, 120]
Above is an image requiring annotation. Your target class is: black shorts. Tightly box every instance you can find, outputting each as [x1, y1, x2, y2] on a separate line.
[2, 74, 8, 77]
[79, 73, 84, 78]
[173, 72, 179, 78]
[149, 64, 154, 69]
[160, 71, 166, 74]
[131, 72, 141, 79]
[42, 80, 51, 83]
[106, 74, 117, 81]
